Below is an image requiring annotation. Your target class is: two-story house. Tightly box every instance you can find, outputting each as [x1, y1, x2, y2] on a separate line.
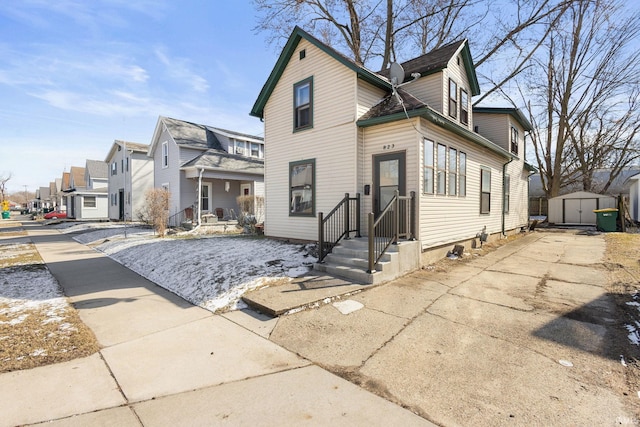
[251, 27, 533, 279]
[105, 140, 154, 221]
[147, 116, 265, 225]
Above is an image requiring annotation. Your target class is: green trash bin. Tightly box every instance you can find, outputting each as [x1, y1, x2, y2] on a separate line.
[593, 208, 618, 232]
[1, 211, 9, 219]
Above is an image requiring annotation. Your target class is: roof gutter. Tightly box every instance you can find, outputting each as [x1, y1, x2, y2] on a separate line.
[502, 157, 514, 236]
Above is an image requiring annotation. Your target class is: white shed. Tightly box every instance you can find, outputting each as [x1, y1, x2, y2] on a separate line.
[629, 173, 640, 222]
[548, 191, 617, 225]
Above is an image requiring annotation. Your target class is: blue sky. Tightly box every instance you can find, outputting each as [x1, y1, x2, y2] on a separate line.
[0, 1, 277, 194]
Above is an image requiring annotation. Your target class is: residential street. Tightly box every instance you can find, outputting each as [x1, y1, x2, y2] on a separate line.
[1, 221, 638, 426]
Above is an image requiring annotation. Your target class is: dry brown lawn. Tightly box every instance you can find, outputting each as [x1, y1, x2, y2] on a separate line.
[0, 222, 99, 373]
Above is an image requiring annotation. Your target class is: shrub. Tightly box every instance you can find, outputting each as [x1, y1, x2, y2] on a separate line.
[143, 188, 170, 236]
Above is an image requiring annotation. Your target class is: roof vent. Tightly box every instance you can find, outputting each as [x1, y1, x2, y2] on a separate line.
[299, 49, 306, 60]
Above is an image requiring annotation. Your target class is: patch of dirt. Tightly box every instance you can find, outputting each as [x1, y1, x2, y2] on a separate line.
[0, 232, 100, 373]
[603, 233, 640, 417]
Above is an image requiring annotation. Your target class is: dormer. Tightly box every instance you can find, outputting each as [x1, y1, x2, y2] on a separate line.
[377, 40, 479, 130]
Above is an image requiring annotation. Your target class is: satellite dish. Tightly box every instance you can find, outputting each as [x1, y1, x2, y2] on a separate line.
[389, 62, 405, 86]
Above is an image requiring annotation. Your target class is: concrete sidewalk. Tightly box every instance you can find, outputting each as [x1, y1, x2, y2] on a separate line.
[0, 223, 431, 427]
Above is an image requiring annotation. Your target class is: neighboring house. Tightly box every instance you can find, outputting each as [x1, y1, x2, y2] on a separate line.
[147, 116, 265, 225]
[34, 186, 52, 212]
[628, 173, 640, 222]
[105, 140, 154, 221]
[250, 26, 533, 271]
[63, 162, 109, 220]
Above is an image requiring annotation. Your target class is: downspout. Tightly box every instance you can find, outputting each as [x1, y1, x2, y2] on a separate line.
[502, 157, 514, 237]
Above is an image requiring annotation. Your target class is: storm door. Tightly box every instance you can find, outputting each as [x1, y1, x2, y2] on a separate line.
[374, 152, 406, 216]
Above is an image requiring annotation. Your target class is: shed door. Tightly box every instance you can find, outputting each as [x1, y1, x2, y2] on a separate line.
[563, 198, 598, 224]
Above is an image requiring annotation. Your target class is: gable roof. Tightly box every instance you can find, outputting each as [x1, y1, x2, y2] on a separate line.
[377, 39, 480, 96]
[105, 140, 149, 162]
[473, 107, 533, 132]
[69, 166, 86, 189]
[250, 26, 391, 119]
[148, 116, 263, 156]
[61, 172, 70, 191]
[85, 159, 108, 180]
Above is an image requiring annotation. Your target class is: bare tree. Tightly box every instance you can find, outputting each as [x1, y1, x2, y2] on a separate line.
[253, 0, 574, 85]
[523, 0, 640, 198]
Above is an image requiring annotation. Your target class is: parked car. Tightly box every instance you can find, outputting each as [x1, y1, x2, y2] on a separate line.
[43, 210, 67, 220]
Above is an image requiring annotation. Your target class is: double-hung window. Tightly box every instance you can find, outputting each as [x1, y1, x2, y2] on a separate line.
[480, 168, 491, 214]
[449, 79, 457, 119]
[459, 152, 467, 197]
[510, 126, 519, 154]
[423, 139, 434, 194]
[111, 162, 117, 176]
[294, 77, 313, 131]
[289, 159, 315, 216]
[436, 143, 446, 195]
[448, 147, 457, 196]
[460, 89, 469, 125]
[83, 196, 96, 208]
[504, 174, 510, 213]
[162, 142, 169, 168]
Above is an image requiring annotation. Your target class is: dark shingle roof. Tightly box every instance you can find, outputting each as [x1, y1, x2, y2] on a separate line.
[378, 40, 466, 81]
[358, 88, 428, 122]
[161, 117, 263, 151]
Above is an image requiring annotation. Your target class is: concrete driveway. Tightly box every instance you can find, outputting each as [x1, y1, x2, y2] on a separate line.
[270, 230, 639, 426]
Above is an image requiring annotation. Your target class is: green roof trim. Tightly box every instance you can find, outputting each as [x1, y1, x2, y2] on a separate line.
[524, 161, 537, 172]
[473, 107, 533, 131]
[250, 26, 391, 119]
[460, 43, 480, 96]
[357, 106, 513, 160]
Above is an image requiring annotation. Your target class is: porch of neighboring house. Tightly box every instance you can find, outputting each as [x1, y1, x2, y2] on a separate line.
[168, 177, 262, 230]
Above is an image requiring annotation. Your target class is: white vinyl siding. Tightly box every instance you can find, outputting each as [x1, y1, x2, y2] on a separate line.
[263, 38, 359, 241]
[417, 121, 504, 250]
[404, 74, 442, 111]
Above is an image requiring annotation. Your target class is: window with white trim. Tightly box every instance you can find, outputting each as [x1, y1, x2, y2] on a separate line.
[162, 142, 169, 168]
[289, 159, 315, 216]
[83, 196, 96, 208]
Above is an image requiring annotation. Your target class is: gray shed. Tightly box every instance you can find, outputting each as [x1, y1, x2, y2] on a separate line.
[548, 191, 617, 225]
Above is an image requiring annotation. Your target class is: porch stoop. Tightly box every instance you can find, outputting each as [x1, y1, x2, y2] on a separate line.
[314, 237, 421, 285]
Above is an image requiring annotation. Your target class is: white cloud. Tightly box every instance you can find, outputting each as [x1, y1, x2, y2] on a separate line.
[154, 46, 210, 93]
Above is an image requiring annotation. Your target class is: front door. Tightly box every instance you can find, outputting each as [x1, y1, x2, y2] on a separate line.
[119, 190, 125, 220]
[374, 152, 406, 215]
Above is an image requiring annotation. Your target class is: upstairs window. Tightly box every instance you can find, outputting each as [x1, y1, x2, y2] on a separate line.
[510, 126, 519, 154]
[294, 77, 313, 131]
[460, 89, 469, 125]
[162, 142, 169, 168]
[111, 162, 117, 176]
[448, 79, 457, 119]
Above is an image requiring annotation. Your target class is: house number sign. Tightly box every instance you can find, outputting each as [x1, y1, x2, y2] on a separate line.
[383, 144, 395, 150]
